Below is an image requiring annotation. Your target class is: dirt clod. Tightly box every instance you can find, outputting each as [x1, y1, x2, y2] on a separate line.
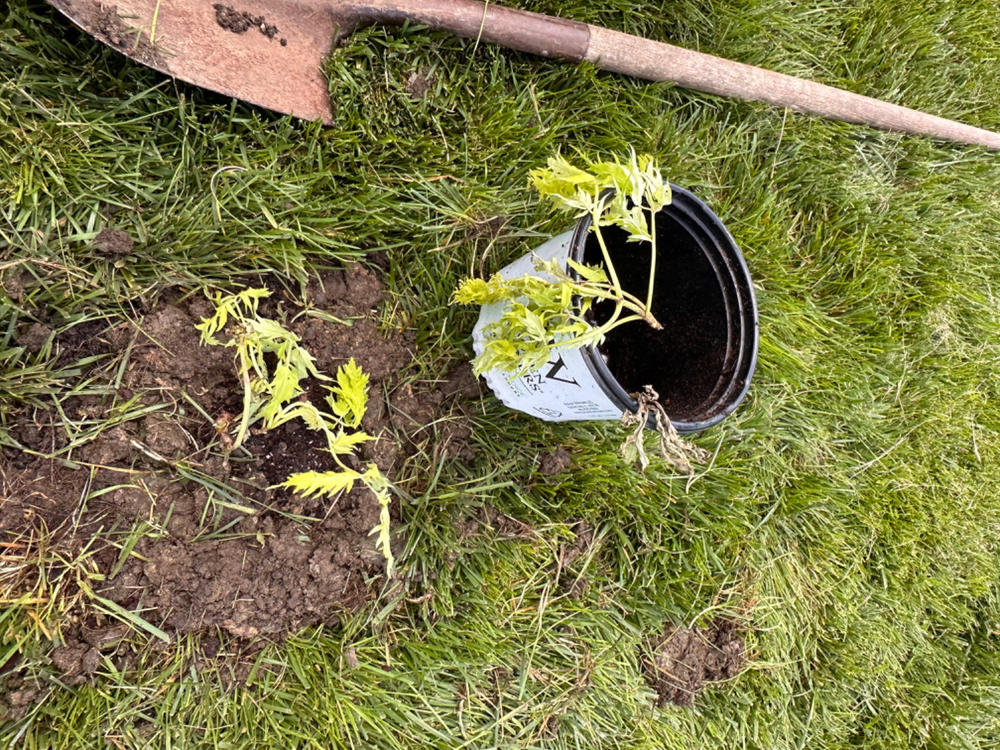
[16, 322, 52, 354]
[642, 620, 745, 706]
[142, 413, 191, 459]
[559, 521, 593, 568]
[49, 644, 101, 685]
[212, 3, 279, 39]
[93, 227, 134, 256]
[538, 447, 571, 476]
[405, 68, 434, 100]
[0, 681, 46, 723]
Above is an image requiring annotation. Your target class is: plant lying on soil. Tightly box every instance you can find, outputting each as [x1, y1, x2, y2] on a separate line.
[195, 288, 395, 575]
[453, 149, 670, 378]
[1, 264, 480, 674]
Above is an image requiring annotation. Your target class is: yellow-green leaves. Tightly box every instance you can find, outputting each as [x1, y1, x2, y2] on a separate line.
[197, 288, 327, 450]
[529, 155, 602, 215]
[328, 429, 374, 456]
[451, 274, 513, 305]
[454, 149, 670, 378]
[281, 469, 361, 498]
[457, 263, 603, 377]
[197, 291, 396, 577]
[194, 288, 270, 345]
[279, 462, 394, 576]
[454, 256, 611, 377]
[361, 465, 394, 577]
[327, 358, 369, 429]
[529, 149, 671, 237]
[565, 258, 609, 285]
[266, 400, 329, 433]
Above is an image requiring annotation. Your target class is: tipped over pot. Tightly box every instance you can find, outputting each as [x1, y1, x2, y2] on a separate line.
[472, 185, 758, 433]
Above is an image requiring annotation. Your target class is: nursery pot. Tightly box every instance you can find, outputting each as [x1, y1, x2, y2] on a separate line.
[472, 184, 758, 433]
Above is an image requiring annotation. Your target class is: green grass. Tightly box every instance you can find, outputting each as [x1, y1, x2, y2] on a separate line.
[3, 0, 1000, 746]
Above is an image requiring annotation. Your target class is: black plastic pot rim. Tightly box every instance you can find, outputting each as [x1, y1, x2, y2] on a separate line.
[566, 183, 759, 434]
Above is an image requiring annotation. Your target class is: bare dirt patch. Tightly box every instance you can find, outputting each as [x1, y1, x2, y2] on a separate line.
[642, 619, 745, 706]
[1, 264, 481, 679]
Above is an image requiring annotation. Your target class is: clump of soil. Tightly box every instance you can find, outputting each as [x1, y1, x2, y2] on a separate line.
[642, 619, 745, 706]
[1, 264, 480, 680]
[0, 679, 47, 723]
[405, 68, 435, 100]
[212, 3, 279, 40]
[93, 227, 134, 256]
[554, 520, 594, 599]
[538, 446, 571, 476]
[47, 0, 164, 67]
[15, 321, 51, 354]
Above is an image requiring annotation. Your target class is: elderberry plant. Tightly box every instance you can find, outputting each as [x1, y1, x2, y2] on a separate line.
[196, 289, 395, 575]
[453, 150, 671, 377]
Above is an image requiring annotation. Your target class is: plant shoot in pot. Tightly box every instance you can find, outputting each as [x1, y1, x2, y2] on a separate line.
[454, 150, 709, 474]
[455, 150, 669, 378]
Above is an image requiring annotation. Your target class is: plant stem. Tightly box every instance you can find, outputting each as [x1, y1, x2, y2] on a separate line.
[555, 313, 647, 350]
[233, 343, 254, 450]
[589, 199, 662, 331]
[601, 313, 647, 333]
[591, 203, 627, 340]
[645, 205, 658, 316]
[563, 280, 649, 314]
[592, 201, 621, 292]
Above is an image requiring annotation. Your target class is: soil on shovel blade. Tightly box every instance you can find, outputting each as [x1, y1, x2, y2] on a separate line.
[582, 216, 731, 421]
[0, 264, 479, 688]
[46, 0, 165, 68]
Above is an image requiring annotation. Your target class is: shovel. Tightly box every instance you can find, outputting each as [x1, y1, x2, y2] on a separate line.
[47, 0, 1000, 149]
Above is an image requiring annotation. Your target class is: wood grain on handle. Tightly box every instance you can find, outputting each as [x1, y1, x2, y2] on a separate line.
[330, 1, 1000, 148]
[584, 25, 1000, 150]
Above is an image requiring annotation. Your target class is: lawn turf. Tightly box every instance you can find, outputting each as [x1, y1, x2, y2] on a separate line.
[2, 0, 1000, 747]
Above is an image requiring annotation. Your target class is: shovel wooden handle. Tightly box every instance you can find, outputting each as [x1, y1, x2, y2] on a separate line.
[333, 0, 1000, 150]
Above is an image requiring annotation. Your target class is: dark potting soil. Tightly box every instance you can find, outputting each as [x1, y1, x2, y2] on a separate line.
[582, 212, 729, 422]
[1, 264, 480, 684]
[642, 619, 745, 707]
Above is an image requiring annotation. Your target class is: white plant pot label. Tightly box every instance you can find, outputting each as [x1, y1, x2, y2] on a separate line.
[472, 232, 624, 422]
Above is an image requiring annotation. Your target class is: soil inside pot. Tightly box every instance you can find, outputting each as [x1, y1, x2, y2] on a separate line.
[582, 211, 730, 421]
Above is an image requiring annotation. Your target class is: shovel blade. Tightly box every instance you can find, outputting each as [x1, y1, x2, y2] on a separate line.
[48, 0, 335, 122]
